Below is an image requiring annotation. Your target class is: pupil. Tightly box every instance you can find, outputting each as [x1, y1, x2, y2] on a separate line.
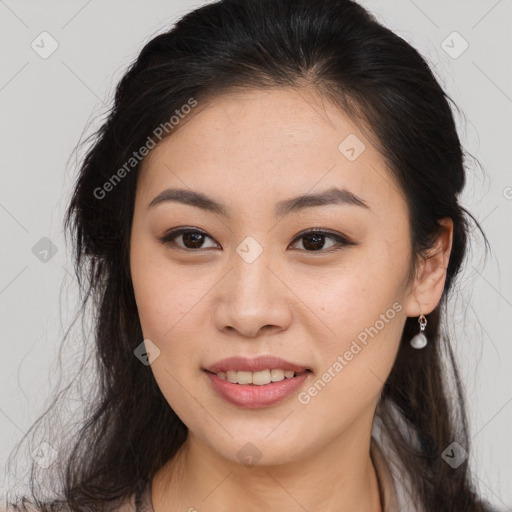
[183, 232, 204, 248]
[303, 234, 324, 251]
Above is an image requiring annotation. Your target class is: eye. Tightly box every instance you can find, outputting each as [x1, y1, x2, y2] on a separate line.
[288, 229, 353, 252]
[159, 227, 354, 253]
[158, 227, 219, 251]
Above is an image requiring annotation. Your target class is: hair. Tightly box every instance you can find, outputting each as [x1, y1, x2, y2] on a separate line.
[4, 0, 494, 511]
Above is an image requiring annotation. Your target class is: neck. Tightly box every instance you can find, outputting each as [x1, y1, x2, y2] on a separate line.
[152, 415, 383, 512]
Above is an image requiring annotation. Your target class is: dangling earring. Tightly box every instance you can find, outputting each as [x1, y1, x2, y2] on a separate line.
[410, 314, 428, 349]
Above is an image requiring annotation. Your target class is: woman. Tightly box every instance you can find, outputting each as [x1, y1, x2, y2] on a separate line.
[4, 0, 499, 510]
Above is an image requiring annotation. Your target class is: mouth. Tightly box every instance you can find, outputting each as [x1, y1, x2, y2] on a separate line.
[205, 368, 312, 385]
[203, 356, 313, 408]
[204, 355, 311, 375]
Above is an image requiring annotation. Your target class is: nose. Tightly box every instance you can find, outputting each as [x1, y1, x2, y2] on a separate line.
[213, 249, 292, 338]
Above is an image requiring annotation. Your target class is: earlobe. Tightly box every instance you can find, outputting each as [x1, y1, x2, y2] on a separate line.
[405, 218, 454, 317]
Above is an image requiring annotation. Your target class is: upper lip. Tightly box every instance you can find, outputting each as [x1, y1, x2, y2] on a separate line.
[205, 356, 311, 374]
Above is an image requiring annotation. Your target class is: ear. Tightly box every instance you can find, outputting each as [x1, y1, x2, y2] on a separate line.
[405, 218, 454, 317]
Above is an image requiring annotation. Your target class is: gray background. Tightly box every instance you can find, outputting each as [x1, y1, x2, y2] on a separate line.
[1, 0, 511, 508]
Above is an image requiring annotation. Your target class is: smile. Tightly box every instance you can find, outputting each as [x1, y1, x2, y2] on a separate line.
[204, 371, 312, 408]
[214, 368, 305, 385]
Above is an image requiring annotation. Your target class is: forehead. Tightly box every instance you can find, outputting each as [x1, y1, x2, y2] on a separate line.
[137, 87, 406, 217]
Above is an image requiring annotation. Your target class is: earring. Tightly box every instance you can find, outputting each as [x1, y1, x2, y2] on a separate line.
[410, 314, 427, 349]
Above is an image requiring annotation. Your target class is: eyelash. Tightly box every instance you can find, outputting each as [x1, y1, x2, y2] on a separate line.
[158, 227, 355, 253]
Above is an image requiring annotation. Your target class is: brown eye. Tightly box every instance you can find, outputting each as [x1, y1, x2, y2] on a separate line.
[301, 232, 332, 251]
[289, 229, 353, 252]
[159, 228, 219, 251]
[181, 232, 207, 249]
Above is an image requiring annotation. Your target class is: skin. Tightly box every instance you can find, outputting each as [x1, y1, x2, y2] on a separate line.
[129, 86, 453, 512]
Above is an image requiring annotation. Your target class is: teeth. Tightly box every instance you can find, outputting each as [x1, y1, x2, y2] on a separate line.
[226, 371, 237, 383]
[237, 371, 253, 385]
[216, 369, 299, 385]
[270, 369, 284, 382]
[252, 369, 271, 385]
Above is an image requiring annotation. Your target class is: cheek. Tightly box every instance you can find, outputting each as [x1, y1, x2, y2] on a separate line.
[295, 256, 407, 340]
[289, 246, 407, 398]
[130, 250, 206, 420]
[133, 277, 204, 358]
[130, 239, 203, 341]
[295, 274, 404, 427]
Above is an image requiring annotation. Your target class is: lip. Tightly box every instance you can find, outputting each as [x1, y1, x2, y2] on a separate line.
[204, 355, 310, 374]
[205, 371, 310, 408]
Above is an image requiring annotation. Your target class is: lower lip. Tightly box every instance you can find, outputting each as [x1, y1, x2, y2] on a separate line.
[205, 371, 310, 408]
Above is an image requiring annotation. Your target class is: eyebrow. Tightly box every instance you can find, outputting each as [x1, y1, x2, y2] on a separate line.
[147, 186, 369, 218]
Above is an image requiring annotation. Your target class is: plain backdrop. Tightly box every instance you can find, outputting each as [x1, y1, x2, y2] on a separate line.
[1, 0, 511, 509]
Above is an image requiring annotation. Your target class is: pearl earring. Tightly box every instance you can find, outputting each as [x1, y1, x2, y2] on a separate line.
[410, 314, 427, 349]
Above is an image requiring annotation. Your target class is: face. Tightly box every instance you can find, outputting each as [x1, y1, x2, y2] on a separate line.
[129, 87, 417, 467]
